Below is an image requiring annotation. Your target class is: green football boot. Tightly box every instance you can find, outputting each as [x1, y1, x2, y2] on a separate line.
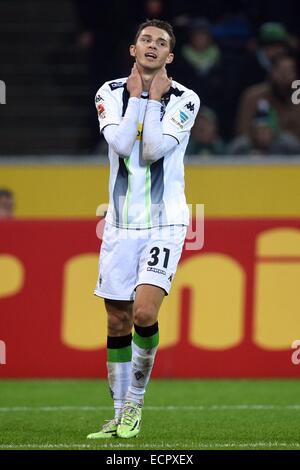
[87, 417, 119, 439]
[117, 402, 142, 438]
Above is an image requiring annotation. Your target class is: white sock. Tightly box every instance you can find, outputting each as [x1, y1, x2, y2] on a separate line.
[126, 341, 158, 406]
[107, 361, 132, 418]
[107, 334, 132, 419]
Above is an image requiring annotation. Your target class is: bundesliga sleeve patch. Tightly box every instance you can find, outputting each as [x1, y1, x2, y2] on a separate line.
[170, 109, 191, 130]
[97, 102, 106, 119]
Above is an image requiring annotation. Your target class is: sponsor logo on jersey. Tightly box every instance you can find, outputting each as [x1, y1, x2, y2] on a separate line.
[170, 109, 190, 129]
[95, 94, 104, 103]
[109, 81, 124, 91]
[137, 123, 143, 141]
[147, 267, 166, 276]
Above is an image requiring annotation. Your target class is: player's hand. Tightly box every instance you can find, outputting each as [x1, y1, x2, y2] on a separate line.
[126, 63, 143, 98]
[149, 67, 172, 101]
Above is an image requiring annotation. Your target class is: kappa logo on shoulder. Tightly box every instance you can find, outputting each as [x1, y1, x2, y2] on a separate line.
[185, 102, 195, 113]
[109, 81, 124, 91]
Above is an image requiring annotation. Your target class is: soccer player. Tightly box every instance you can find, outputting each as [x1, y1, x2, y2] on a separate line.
[87, 19, 200, 439]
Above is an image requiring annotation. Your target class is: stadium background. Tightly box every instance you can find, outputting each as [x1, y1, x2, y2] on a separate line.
[1, 0, 300, 380]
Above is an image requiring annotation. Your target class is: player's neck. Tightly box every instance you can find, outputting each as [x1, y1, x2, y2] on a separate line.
[137, 66, 157, 92]
[140, 72, 155, 92]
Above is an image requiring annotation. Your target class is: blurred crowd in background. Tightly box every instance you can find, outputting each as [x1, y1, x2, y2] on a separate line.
[1, 1, 300, 220]
[73, 0, 300, 157]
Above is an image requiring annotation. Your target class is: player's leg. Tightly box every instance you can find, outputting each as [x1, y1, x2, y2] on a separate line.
[92, 222, 137, 414]
[117, 225, 186, 438]
[106, 299, 133, 418]
[117, 285, 164, 438]
[88, 220, 137, 439]
[116, 285, 164, 438]
[87, 299, 133, 439]
[128, 225, 186, 407]
[126, 284, 164, 402]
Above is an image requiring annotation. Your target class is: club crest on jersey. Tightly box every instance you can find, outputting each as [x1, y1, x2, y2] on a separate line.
[170, 109, 190, 129]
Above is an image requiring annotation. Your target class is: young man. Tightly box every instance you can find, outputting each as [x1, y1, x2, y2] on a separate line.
[87, 19, 200, 440]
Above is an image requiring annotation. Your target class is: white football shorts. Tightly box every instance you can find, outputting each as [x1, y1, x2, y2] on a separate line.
[94, 222, 187, 301]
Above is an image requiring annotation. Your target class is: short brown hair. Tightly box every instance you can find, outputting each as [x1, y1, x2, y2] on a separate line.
[134, 19, 176, 52]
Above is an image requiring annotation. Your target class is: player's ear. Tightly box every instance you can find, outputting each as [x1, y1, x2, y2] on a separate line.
[165, 53, 174, 65]
[129, 45, 136, 58]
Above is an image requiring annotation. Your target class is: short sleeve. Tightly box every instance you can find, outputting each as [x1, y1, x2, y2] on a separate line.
[95, 82, 121, 133]
[162, 92, 200, 141]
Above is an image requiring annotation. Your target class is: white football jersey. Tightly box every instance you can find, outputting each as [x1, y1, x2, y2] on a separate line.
[95, 77, 200, 229]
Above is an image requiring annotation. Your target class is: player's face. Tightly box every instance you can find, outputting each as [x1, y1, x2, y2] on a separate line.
[130, 26, 174, 71]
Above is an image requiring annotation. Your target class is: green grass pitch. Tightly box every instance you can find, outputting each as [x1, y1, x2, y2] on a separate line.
[0, 379, 300, 450]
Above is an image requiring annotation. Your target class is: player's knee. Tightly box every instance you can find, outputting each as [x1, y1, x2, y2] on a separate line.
[133, 304, 156, 327]
[107, 311, 130, 336]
